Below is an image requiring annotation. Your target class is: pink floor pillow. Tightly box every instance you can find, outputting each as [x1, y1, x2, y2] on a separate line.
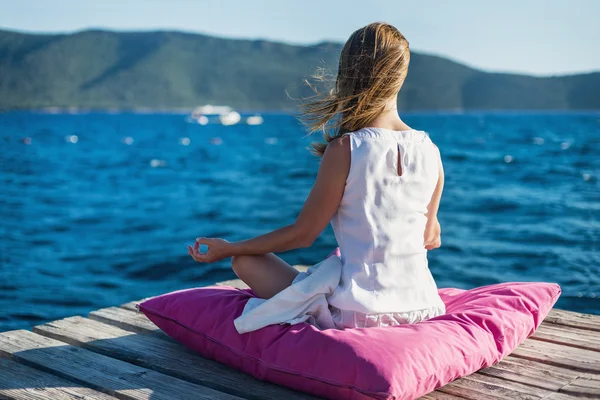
[138, 280, 560, 400]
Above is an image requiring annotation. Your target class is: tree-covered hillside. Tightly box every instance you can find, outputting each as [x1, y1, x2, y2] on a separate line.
[0, 29, 598, 111]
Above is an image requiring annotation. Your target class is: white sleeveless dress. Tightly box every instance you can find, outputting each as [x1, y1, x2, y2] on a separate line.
[233, 127, 446, 333]
[326, 127, 446, 328]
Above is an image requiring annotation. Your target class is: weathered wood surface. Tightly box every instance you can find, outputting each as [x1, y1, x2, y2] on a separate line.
[0, 330, 242, 400]
[533, 323, 600, 352]
[1, 271, 599, 400]
[0, 357, 119, 400]
[32, 316, 313, 400]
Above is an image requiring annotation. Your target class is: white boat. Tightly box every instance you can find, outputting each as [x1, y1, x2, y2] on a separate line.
[188, 104, 240, 125]
[191, 105, 232, 118]
[219, 111, 241, 126]
[188, 106, 261, 127]
[246, 114, 264, 125]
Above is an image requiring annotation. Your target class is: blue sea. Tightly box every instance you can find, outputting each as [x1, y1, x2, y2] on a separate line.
[1, 111, 599, 332]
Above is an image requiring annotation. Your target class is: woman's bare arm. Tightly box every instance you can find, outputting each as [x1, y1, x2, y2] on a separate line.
[426, 145, 444, 218]
[424, 144, 444, 250]
[189, 137, 350, 263]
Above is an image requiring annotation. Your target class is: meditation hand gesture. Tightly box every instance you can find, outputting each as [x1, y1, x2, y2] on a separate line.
[188, 237, 233, 263]
[424, 216, 441, 250]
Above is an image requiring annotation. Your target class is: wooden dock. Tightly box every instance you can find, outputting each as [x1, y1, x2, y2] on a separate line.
[1, 270, 599, 400]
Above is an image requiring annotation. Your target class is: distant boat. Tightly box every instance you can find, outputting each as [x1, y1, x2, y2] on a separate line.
[188, 104, 235, 125]
[219, 111, 241, 126]
[191, 105, 233, 117]
[246, 115, 264, 125]
[187, 105, 262, 127]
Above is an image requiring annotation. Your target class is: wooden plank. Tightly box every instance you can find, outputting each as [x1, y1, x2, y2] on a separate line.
[545, 309, 600, 333]
[438, 372, 552, 400]
[0, 357, 119, 400]
[558, 376, 600, 398]
[89, 307, 163, 337]
[120, 301, 146, 312]
[33, 316, 316, 400]
[540, 394, 579, 400]
[419, 392, 465, 399]
[531, 322, 600, 352]
[479, 356, 580, 391]
[120, 302, 138, 312]
[0, 330, 241, 400]
[511, 338, 600, 374]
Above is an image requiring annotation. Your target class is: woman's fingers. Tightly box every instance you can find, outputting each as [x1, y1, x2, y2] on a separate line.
[425, 237, 441, 250]
[188, 244, 211, 263]
[195, 237, 211, 254]
[192, 251, 209, 263]
[196, 237, 212, 245]
[190, 237, 229, 263]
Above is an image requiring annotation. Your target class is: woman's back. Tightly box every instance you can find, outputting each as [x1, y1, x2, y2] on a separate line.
[191, 23, 447, 332]
[328, 127, 445, 327]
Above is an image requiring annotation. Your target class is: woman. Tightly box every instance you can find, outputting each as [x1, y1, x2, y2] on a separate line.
[188, 22, 445, 329]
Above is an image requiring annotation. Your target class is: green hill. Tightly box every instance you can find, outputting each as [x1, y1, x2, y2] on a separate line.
[0, 29, 598, 111]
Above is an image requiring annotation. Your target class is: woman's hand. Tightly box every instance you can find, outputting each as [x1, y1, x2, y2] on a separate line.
[188, 237, 234, 263]
[424, 216, 441, 250]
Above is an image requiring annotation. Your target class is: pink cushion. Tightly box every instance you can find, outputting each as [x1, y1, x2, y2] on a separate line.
[139, 282, 560, 400]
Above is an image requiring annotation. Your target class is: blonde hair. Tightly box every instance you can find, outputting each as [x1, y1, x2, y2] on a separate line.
[299, 22, 410, 156]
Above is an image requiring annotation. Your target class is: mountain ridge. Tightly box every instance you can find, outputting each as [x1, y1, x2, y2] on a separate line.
[0, 29, 598, 111]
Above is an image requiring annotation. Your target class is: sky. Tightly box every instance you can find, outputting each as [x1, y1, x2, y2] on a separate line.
[1, 0, 599, 76]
